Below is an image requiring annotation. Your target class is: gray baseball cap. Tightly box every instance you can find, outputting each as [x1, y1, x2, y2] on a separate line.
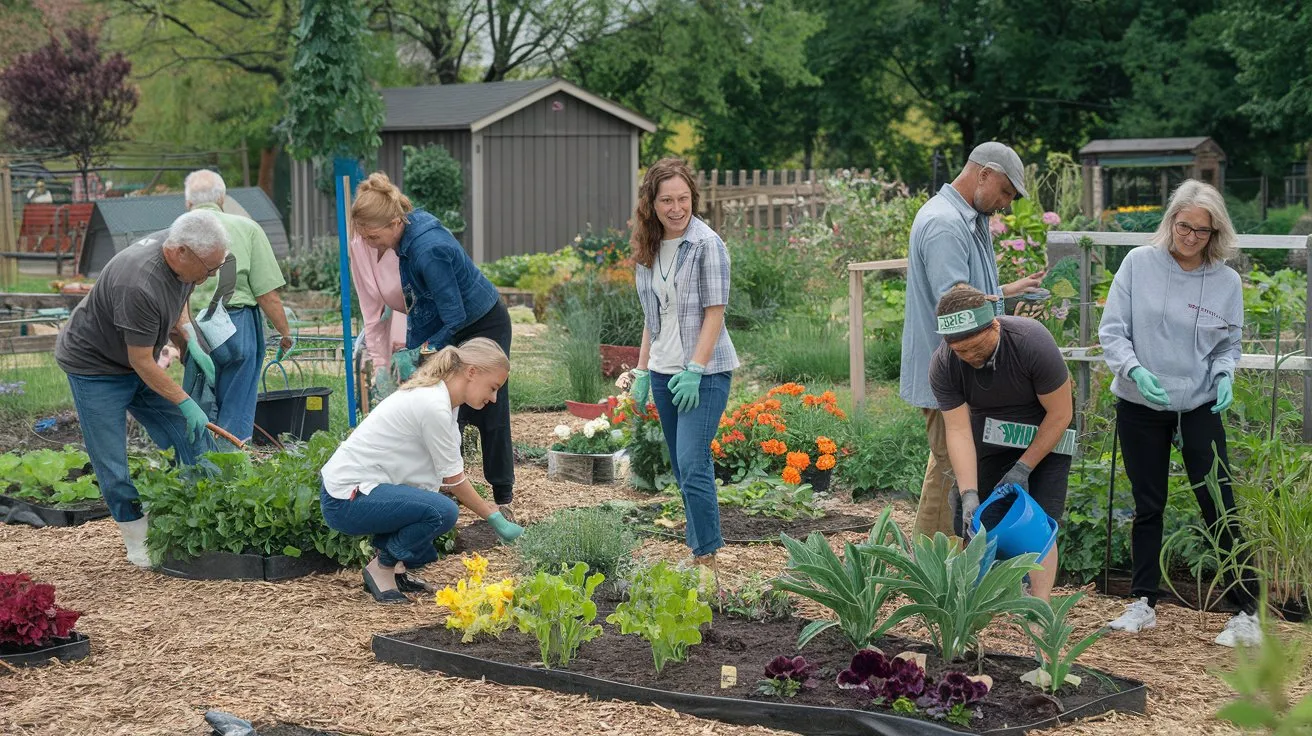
[968, 142, 1027, 198]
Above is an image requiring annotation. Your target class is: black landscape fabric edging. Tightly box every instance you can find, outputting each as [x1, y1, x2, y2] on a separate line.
[160, 550, 341, 581]
[0, 494, 110, 528]
[0, 631, 91, 667]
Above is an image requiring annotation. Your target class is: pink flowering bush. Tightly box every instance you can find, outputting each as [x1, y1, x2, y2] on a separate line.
[990, 198, 1060, 283]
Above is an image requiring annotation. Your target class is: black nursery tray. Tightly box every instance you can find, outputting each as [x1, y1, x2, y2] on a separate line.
[373, 617, 1147, 736]
[0, 493, 110, 528]
[0, 631, 91, 667]
[160, 550, 341, 581]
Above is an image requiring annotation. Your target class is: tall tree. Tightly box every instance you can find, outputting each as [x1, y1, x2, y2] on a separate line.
[366, 0, 480, 83]
[0, 28, 139, 194]
[1223, 0, 1312, 170]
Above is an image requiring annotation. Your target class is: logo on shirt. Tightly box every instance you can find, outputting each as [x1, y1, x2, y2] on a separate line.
[1187, 303, 1225, 322]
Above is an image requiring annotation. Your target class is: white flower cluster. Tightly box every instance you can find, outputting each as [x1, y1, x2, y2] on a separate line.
[582, 416, 611, 438]
[554, 424, 572, 440]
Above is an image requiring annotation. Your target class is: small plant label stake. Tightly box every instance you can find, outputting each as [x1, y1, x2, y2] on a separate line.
[720, 665, 738, 689]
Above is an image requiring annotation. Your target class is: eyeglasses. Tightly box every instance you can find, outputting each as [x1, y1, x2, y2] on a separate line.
[1173, 221, 1214, 242]
[187, 247, 227, 276]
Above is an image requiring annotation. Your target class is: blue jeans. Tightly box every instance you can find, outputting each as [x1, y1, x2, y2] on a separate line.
[320, 484, 459, 569]
[66, 372, 216, 522]
[651, 370, 732, 556]
[183, 306, 266, 443]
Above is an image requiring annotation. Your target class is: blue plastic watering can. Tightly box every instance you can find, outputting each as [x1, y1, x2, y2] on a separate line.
[969, 483, 1058, 573]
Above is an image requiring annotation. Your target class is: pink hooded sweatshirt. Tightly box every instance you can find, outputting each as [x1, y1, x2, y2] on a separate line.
[348, 234, 408, 370]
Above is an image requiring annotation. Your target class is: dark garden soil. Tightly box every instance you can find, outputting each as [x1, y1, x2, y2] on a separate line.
[1093, 569, 1241, 614]
[0, 417, 84, 454]
[631, 503, 875, 543]
[391, 616, 1136, 733]
[451, 521, 503, 554]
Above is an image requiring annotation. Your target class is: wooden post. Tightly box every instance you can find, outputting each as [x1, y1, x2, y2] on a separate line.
[850, 267, 865, 410]
[240, 138, 251, 188]
[1077, 237, 1091, 439]
[751, 169, 761, 240]
[807, 169, 817, 219]
[765, 170, 775, 234]
[1305, 234, 1312, 442]
[0, 160, 14, 255]
[709, 169, 719, 232]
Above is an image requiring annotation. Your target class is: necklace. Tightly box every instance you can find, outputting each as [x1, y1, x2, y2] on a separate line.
[658, 243, 678, 281]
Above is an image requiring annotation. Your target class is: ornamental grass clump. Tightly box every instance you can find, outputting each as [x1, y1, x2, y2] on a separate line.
[514, 507, 637, 580]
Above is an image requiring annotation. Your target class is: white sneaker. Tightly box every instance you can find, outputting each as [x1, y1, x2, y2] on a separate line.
[1108, 597, 1157, 633]
[115, 517, 151, 568]
[1215, 612, 1263, 648]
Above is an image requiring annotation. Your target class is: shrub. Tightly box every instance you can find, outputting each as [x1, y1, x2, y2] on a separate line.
[837, 407, 927, 500]
[137, 431, 368, 567]
[514, 507, 638, 580]
[403, 143, 465, 232]
[991, 196, 1061, 283]
[790, 175, 926, 272]
[0, 572, 80, 648]
[281, 237, 341, 294]
[572, 227, 630, 267]
[725, 235, 806, 329]
[547, 269, 644, 346]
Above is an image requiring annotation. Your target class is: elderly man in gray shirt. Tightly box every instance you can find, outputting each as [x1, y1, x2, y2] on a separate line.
[900, 142, 1045, 540]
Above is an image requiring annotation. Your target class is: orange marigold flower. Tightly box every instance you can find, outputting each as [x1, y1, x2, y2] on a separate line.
[820, 390, 838, 405]
[614, 412, 627, 423]
[826, 406, 848, 420]
[786, 452, 811, 471]
[781, 467, 802, 485]
[764, 399, 782, 411]
[720, 416, 735, 428]
[816, 436, 837, 455]
[802, 394, 820, 407]
[816, 454, 836, 471]
[773, 422, 787, 432]
[711, 440, 724, 457]
[760, 439, 788, 455]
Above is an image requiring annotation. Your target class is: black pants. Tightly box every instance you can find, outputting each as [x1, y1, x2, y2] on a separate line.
[450, 301, 514, 504]
[1116, 399, 1256, 612]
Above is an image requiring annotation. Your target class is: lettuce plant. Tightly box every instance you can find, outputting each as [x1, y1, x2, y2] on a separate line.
[1015, 592, 1105, 693]
[0, 447, 99, 506]
[836, 648, 927, 701]
[513, 562, 604, 668]
[866, 530, 1045, 661]
[0, 573, 80, 648]
[757, 655, 817, 697]
[774, 506, 908, 649]
[606, 561, 712, 674]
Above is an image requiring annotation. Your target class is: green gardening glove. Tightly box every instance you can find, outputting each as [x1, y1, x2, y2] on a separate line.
[391, 347, 422, 383]
[488, 511, 524, 543]
[1212, 375, 1233, 414]
[1129, 366, 1170, 406]
[178, 398, 209, 444]
[629, 369, 650, 407]
[668, 362, 705, 413]
[182, 324, 215, 385]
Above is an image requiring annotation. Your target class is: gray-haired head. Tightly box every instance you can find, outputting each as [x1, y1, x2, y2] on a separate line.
[967, 142, 1027, 199]
[1150, 179, 1237, 265]
[184, 169, 226, 208]
[165, 209, 229, 259]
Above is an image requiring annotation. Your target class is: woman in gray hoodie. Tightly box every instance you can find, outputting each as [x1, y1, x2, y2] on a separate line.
[1098, 180, 1260, 647]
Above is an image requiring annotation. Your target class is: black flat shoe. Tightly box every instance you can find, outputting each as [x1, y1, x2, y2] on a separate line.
[362, 568, 409, 604]
[395, 571, 437, 593]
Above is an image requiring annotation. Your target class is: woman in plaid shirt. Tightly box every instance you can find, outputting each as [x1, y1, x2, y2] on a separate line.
[629, 158, 740, 577]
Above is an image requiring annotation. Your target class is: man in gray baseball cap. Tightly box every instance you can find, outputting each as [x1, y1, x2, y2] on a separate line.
[899, 140, 1045, 540]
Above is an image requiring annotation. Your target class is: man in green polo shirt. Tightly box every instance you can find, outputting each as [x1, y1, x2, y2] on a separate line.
[183, 169, 294, 443]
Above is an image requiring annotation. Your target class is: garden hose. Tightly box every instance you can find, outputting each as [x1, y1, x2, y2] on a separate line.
[206, 422, 246, 451]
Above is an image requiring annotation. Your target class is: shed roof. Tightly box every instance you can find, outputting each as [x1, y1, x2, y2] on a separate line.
[382, 78, 657, 134]
[91, 187, 287, 256]
[1079, 137, 1215, 155]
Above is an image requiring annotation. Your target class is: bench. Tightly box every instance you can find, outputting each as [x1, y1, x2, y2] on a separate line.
[7, 203, 94, 275]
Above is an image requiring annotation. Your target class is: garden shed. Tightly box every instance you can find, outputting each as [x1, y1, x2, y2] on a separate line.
[1079, 137, 1226, 217]
[289, 78, 657, 263]
[78, 188, 288, 276]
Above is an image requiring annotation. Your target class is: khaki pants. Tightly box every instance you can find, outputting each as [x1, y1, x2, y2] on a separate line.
[912, 408, 957, 539]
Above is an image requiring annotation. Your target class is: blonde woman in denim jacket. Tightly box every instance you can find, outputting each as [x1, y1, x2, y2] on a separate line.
[629, 158, 740, 575]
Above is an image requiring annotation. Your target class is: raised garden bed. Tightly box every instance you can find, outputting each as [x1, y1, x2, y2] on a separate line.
[0, 493, 109, 527]
[0, 631, 91, 667]
[373, 617, 1146, 735]
[160, 550, 341, 581]
[547, 449, 627, 485]
[624, 502, 875, 544]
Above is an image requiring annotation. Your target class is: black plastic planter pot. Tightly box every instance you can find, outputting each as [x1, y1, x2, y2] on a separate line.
[0, 632, 91, 667]
[372, 633, 1147, 736]
[160, 550, 340, 581]
[0, 494, 110, 528]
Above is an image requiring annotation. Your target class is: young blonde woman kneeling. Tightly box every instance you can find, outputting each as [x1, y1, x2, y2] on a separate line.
[319, 337, 523, 603]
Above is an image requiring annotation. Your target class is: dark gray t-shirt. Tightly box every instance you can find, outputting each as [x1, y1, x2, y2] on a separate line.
[929, 316, 1070, 458]
[55, 232, 192, 376]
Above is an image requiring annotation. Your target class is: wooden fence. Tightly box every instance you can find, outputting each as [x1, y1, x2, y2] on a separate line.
[694, 168, 870, 238]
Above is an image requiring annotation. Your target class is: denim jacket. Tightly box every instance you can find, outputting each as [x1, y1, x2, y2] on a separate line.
[398, 209, 500, 350]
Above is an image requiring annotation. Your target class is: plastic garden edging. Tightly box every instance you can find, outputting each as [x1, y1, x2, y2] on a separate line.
[372, 632, 1147, 736]
[160, 550, 341, 582]
[0, 494, 110, 528]
[0, 632, 91, 667]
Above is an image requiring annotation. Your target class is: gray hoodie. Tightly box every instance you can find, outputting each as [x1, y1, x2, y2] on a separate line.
[1099, 245, 1243, 412]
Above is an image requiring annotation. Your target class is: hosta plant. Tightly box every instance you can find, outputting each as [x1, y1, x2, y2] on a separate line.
[606, 561, 712, 674]
[867, 530, 1045, 661]
[1015, 592, 1105, 692]
[0, 573, 81, 648]
[918, 671, 992, 726]
[434, 554, 516, 643]
[774, 506, 908, 650]
[836, 648, 927, 701]
[757, 655, 818, 697]
[512, 562, 604, 668]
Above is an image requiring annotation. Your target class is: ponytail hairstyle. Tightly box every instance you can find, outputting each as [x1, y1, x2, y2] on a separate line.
[630, 158, 700, 268]
[351, 172, 414, 231]
[401, 337, 510, 390]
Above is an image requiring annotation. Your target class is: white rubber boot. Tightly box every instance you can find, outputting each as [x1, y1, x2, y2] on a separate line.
[116, 517, 151, 568]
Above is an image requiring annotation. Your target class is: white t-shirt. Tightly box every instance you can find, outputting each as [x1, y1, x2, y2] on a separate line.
[648, 238, 685, 374]
[320, 383, 463, 499]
